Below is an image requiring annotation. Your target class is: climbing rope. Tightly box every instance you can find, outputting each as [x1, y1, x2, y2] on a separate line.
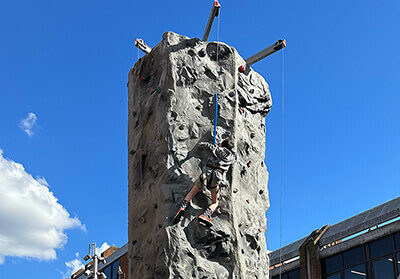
[214, 93, 218, 145]
[279, 47, 285, 279]
[214, 6, 221, 146]
[216, 9, 220, 63]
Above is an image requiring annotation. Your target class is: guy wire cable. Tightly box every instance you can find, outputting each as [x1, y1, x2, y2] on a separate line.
[279, 47, 285, 279]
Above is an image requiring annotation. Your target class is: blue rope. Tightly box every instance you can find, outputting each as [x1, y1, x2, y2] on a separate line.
[213, 93, 218, 145]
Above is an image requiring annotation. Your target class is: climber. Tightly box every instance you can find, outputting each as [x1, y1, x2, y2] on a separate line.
[173, 138, 236, 226]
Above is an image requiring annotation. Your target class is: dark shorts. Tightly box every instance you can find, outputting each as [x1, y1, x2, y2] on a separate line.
[195, 168, 225, 192]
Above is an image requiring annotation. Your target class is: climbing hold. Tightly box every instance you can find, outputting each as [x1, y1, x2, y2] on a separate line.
[258, 228, 263, 233]
[139, 217, 146, 223]
[247, 161, 252, 167]
[130, 150, 136, 155]
[239, 65, 246, 73]
[147, 238, 152, 244]
[132, 240, 137, 246]
[223, 257, 231, 263]
[155, 87, 161, 93]
[154, 203, 158, 209]
[259, 189, 264, 195]
[238, 107, 243, 114]
[250, 133, 255, 139]
[198, 48, 206, 57]
[188, 49, 196, 57]
[158, 223, 163, 228]
[141, 75, 151, 82]
[233, 188, 238, 193]
[132, 111, 137, 117]
[246, 199, 250, 204]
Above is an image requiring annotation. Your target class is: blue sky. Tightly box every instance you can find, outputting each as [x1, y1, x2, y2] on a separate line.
[0, 0, 399, 278]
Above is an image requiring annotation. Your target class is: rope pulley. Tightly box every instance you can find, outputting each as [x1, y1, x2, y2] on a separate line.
[135, 38, 152, 54]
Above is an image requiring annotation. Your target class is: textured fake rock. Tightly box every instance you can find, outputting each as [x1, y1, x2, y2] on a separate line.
[128, 32, 271, 279]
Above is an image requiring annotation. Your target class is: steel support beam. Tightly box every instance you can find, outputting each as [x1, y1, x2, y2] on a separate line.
[299, 225, 329, 279]
[245, 39, 286, 65]
[202, 1, 221, 41]
[135, 38, 152, 54]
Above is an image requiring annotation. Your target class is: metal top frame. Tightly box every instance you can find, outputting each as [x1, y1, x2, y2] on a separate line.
[202, 1, 221, 41]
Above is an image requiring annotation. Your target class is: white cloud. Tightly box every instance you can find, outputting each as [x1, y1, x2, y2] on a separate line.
[19, 112, 38, 137]
[0, 149, 84, 263]
[62, 242, 110, 278]
[36, 176, 49, 187]
[64, 252, 85, 278]
[96, 242, 110, 256]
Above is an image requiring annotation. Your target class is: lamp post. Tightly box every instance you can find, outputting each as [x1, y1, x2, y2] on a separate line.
[83, 243, 107, 279]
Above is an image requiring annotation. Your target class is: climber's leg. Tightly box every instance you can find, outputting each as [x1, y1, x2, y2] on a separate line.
[209, 184, 220, 212]
[183, 182, 201, 202]
[172, 176, 204, 224]
[172, 199, 189, 224]
[199, 180, 219, 226]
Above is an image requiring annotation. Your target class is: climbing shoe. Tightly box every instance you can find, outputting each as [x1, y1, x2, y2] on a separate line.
[198, 208, 213, 227]
[172, 200, 188, 224]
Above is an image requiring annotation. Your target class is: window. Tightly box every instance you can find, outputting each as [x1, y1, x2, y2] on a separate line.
[343, 246, 365, 268]
[372, 257, 395, 279]
[369, 236, 394, 259]
[271, 269, 300, 279]
[397, 252, 400, 275]
[343, 263, 366, 279]
[101, 259, 120, 279]
[287, 268, 300, 279]
[327, 273, 341, 279]
[395, 233, 400, 251]
[321, 233, 400, 279]
[322, 254, 343, 274]
[272, 273, 288, 279]
[103, 265, 111, 279]
[112, 259, 120, 279]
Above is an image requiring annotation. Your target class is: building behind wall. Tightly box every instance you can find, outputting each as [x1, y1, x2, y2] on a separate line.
[69, 244, 128, 279]
[269, 197, 400, 279]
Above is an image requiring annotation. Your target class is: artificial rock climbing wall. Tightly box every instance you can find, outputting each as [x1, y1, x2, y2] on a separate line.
[128, 32, 271, 279]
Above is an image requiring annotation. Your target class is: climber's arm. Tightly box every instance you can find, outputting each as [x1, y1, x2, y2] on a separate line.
[199, 142, 215, 151]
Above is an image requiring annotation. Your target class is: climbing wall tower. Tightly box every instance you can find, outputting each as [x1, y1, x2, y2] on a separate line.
[128, 32, 271, 278]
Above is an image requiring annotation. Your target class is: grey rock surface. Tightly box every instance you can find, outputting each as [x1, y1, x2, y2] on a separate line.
[128, 32, 271, 279]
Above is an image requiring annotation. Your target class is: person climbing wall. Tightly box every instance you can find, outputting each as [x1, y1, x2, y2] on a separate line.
[173, 138, 237, 226]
